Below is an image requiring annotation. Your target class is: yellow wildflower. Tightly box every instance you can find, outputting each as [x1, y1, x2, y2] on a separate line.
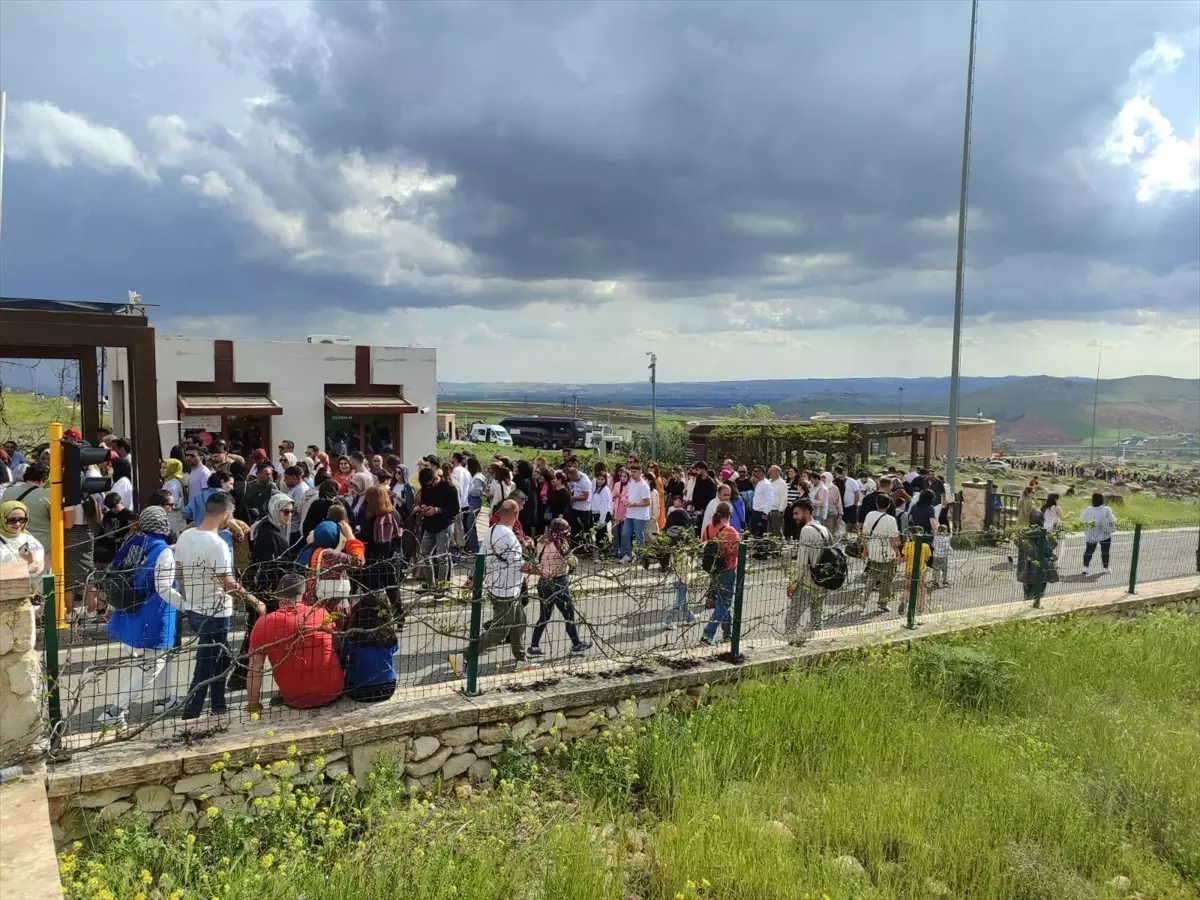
[140, 869, 153, 885]
[206, 806, 220, 819]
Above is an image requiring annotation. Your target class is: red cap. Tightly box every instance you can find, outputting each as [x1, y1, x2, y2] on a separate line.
[63, 428, 83, 441]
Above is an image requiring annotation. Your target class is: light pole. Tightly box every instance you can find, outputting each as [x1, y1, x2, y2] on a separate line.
[647, 352, 658, 461]
[898, 386, 904, 422]
[1089, 341, 1102, 464]
[944, 0, 980, 494]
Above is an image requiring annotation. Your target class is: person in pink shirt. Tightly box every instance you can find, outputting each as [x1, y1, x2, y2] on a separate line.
[609, 467, 630, 556]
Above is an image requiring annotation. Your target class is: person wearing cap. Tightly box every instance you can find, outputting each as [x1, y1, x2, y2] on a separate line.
[245, 571, 344, 712]
[98, 507, 185, 726]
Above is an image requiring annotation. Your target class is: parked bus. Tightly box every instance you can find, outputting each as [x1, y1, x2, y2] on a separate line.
[498, 416, 591, 450]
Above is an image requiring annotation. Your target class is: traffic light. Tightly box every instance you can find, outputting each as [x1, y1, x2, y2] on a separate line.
[61, 440, 113, 508]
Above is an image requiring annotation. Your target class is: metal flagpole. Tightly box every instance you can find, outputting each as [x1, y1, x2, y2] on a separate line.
[944, 0, 979, 495]
[647, 352, 658, 461]
[0, 90, 7, 238]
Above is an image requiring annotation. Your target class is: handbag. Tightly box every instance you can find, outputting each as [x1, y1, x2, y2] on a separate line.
[846, 515, 883, 559]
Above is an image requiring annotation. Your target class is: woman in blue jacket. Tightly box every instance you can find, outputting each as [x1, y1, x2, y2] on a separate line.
[99, 507, 184, 727]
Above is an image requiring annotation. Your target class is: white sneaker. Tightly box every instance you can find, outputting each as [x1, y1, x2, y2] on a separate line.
[98, 707, 127, 727]
[153, 695, 181, 714]
[663, 621, 677, 631]
[1102, 567, 1111, 575]
[1081, 567, 1090, 576]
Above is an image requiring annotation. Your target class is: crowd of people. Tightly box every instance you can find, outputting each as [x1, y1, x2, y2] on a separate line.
[0, 428, 1131, 726]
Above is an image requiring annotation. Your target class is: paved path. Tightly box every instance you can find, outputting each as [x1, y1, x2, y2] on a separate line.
[50, 527, 1199, 739]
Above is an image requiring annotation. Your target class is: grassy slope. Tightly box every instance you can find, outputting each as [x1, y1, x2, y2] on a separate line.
[0, 391, 84, 446]
[68, 611, 1200, 900]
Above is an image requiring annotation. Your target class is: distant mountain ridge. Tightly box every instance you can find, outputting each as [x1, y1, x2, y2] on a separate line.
[440, 375, 1199, 445]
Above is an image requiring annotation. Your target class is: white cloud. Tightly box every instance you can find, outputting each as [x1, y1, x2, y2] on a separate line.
[1101, 33, 1200, 202]
[7, 101, 158, 182]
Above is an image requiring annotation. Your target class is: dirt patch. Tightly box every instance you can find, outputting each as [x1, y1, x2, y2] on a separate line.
[1000, 417, 1077, 446]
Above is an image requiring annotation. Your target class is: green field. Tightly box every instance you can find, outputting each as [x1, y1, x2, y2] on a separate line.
[65, 609, 1200, 900]
[0, 390, 84, 447]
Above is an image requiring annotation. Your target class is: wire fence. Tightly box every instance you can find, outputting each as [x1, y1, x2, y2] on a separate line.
[31, 516, 1200, 755]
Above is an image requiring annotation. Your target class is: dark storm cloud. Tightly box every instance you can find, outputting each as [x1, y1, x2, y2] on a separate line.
[240, 0, 1199, 310]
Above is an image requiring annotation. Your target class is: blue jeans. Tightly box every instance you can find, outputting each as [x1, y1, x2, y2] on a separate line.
[701, 569, 737, 641]
[465, 500, 482, 553]
[620, 518, 647, 557]
[183, 611, 231, 718]
[664, 579, 696, 626]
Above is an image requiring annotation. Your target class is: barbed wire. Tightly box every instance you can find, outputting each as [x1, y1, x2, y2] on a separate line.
[30, 519, 1198, 761]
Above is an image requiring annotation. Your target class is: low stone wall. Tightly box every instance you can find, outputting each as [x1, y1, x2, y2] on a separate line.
[48, 685, 709, 845]
[0, 566, 43, 766]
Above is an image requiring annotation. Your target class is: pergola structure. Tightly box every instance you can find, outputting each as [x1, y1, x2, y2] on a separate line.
[688, 416, 935, 471]
[0, 298, 160, 505]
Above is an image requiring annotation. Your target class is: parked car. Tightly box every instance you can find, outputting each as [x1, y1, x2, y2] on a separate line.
[984, 458, 1011, 470]
[469, 423, 513, 446]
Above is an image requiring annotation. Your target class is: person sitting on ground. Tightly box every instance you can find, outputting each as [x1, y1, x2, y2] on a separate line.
[342, 591, 399, 703]
[246, 572, 344, 713]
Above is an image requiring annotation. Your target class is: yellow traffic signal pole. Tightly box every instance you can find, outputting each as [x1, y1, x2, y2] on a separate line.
[48, 422, 68, 629]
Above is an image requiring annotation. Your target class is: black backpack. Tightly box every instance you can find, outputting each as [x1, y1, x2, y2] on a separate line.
[805, 524, 848, 590]
[700, 535, 725, 574]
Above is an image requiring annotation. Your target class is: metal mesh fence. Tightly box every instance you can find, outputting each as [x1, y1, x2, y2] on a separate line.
[34, 516, 1200, 754]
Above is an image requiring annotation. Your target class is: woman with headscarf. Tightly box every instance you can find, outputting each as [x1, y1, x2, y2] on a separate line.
[227, 493, 298, 693]
[348, 471, 375, 534]
[1016, 508, 1058, 601]
[0, 500, 46, 590]
[160, 458, 187, 526]
[297, 519, 364, 616]
[302, 478, 343, 540]
[277, 452, 299, 489]
[247, 448, 269, 480]
[99, 506, 183, 724]
[332, 456, 353, 495]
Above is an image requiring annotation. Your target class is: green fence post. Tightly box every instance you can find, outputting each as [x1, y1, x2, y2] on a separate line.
[1032, 529, 1048, 609]
[41, 574, 63, 747]
[729, 542, 748, 661]
[1128, 523, 1142, 595]
[463, 553, 485, 697]
[905, 534, 926, 630]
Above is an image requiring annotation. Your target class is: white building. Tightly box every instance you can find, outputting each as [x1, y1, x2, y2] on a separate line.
[108, 336, 437, 466]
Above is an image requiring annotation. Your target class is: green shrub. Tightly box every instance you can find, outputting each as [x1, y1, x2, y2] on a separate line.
[910, 643, 1019, 711]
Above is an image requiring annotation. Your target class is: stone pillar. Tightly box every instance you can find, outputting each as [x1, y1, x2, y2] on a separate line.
[959, 482, 987, 531]
[0, 563, 43, 766]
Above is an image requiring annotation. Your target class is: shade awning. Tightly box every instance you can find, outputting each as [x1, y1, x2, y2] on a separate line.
[324, 393, 419, 415]
[178, 393, 283, 416]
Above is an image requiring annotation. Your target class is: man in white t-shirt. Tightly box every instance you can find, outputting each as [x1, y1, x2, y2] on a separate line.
[836, 466, 861, 532]
[701, 482, 735, 533]
[451, 500, 528, 677]
[750, 466, 773, 538]
[184, 447, 212, 505]
[860, 493, 901, 611]
[621, 465, 653, 562]
[566, 466, 593, 547]
[450, 452, 472, 548]
[175, 491, 260, 720]
[768, 465, 788, 536]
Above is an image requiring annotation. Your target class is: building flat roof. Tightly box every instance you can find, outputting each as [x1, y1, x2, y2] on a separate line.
[809, 414, 996, 427]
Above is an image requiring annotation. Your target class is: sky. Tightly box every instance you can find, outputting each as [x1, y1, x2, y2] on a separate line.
[1, 0, 1198, 384]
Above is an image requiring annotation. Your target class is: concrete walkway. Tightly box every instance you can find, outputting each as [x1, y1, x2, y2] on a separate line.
[0, 775, 64, 900]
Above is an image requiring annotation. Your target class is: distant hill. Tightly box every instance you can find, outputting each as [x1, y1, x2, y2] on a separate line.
[440, 375, 1199, 445]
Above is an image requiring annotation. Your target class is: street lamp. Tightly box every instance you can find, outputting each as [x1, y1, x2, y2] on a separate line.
[898, 386, 904, 422]
[646, 352, 657, 461]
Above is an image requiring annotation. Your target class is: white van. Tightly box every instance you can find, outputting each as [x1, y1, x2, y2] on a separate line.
[470, 423, 513, 446]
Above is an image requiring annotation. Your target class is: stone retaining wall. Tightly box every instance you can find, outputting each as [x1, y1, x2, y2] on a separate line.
[48, 685, 719, 845]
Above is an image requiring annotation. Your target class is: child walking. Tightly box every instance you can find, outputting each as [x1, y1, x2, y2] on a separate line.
[528, 518, 592, 656]
[930, 525, 951, 588]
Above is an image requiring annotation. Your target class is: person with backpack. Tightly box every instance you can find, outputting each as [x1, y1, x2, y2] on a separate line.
[342, 591, 399, 702]
[699, 502, 740, 646]
[527, 518, 592, 656]
[785, 498, 844, 639]
[98, 507, 185, 726]
[661, 496, 697, 630]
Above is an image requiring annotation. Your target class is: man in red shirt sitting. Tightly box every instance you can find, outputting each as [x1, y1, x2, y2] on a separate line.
[246, 572, 343, 712]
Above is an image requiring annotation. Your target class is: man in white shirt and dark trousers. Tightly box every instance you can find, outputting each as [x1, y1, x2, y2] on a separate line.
[450, 501, 529, 677]
[175, 491, 262, 720]
[566, 466, 593, 551]
[450, 452, 472, 549]
[768, 465, 788, 537]
[860, 492, 901, 611]
[750, 465, 774, 557]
